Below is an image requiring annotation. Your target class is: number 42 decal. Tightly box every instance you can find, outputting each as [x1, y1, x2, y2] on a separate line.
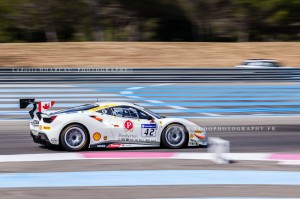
[141, 124, 157, 137]
[143, 128, 155, 136]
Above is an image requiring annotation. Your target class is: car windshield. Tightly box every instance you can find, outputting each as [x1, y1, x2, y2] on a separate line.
[50, 104, 98, 115]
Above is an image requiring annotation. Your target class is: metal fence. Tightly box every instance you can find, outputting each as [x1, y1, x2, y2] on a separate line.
[1, 68, 300, 82]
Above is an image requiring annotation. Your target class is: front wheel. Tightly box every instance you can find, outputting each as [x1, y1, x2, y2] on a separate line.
[60, 124, 89, 151]
[161, 123, 188, 149]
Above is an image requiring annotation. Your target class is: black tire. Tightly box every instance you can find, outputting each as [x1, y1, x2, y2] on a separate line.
[60, 124, 89, 151]
[161, 123, 188, 149]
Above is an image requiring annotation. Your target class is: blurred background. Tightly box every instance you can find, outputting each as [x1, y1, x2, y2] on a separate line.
[0, 0, 299, 43]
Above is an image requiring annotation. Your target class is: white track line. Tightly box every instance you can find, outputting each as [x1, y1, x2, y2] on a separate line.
[126, 87, 144, 90]
[278, 161, 300, 165]
[0, 152, 276, 163]
[120, 91, 133, 95]
[0, 153, 82, 162]
[167, 105, 187, 110]
[149, 83, 174, 87]
[201, 113, 223, 117]
[0, 84, 75, 87]
[146, 100, 164, 104]
[126, 96, 142, 99]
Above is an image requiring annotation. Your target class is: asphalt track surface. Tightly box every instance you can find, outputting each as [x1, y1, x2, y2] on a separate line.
[0, 120, 300, 155]
[0, 159, 300, 199]
[0, 82, 300, 154]
[1, 81, 300, 199]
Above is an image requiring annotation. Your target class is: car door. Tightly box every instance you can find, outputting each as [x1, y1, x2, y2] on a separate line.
[109, 106, 159, 143]
[92, 107, 115, 141]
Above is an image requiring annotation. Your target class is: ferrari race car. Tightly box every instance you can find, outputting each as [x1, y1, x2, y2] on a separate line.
[20, 99, 207, 151]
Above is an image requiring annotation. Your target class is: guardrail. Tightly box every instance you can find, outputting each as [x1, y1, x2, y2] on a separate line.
[1, 68, 300, 82]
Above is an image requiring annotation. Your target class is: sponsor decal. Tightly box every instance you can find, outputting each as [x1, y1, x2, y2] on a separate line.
[97, 144, 106, 148]
[141, 123, 157, 137]
[31, 120, 39, 126]
[113, 124, 119, 127]
[43, 126, 51, 130]
[189, 139, 198, 146]
[107, 143, 123, 148]
[93, 132, 101, 141]
[103, 136, 107, 141]
[159, 121, 163, 125]
[39, 125, 42, 130]
[194, 130, 202, 133]
[124, 120, 134, 131]
[51, 138, 58, 144]
[141, 124, 157, 128]
[190, 134, 194, 139]
[119, 134, 138, 139]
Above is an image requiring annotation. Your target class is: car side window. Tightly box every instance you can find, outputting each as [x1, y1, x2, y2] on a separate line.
[111, 107, 125, 117]
[128, 107, 138, 118]
[111, 106, 139, 119]
[97, 108, 113, 115]
[110, 106, 151, 119]
[137, 109, 151, 120]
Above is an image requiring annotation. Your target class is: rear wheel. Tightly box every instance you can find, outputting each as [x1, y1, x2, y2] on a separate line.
[60, 124, 89, 151]
[161, 123, 188, 149]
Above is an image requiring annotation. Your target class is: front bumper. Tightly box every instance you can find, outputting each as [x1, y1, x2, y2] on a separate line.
[30, 131, 51, 146]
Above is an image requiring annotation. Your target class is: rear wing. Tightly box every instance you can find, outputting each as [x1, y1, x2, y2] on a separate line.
[19, 99, 55, 119]
[19, 98, 37, 119]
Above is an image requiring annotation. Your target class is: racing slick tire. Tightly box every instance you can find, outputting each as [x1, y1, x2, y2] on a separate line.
[60, 124, 89, 151]
[161, 123, 188, 149]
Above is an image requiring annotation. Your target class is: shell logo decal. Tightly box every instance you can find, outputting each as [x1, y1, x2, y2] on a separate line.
[93, 132, 101, 141]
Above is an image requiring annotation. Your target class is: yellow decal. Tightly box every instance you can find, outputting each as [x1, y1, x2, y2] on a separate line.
[43, 126, 51, 130]
[88, 104, 117, 112]
[159, 121, 163, 125]
[39, 125, 42, 130]
[189, 134, 194, 139]
[104, 136, 107, 141]
[93, 132, 101, 141]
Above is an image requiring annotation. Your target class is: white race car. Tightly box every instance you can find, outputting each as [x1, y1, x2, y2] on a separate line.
[20, 99, 207, 151]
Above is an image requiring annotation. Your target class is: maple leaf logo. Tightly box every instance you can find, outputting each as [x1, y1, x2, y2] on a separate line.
[43, 103, 50, 110]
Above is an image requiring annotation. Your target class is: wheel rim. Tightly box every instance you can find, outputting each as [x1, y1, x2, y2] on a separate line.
[165, 125, 186, 147]
[64, 127, 86, 149]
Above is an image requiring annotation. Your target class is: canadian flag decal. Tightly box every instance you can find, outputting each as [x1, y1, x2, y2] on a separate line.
[38, 101, 55, 112]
